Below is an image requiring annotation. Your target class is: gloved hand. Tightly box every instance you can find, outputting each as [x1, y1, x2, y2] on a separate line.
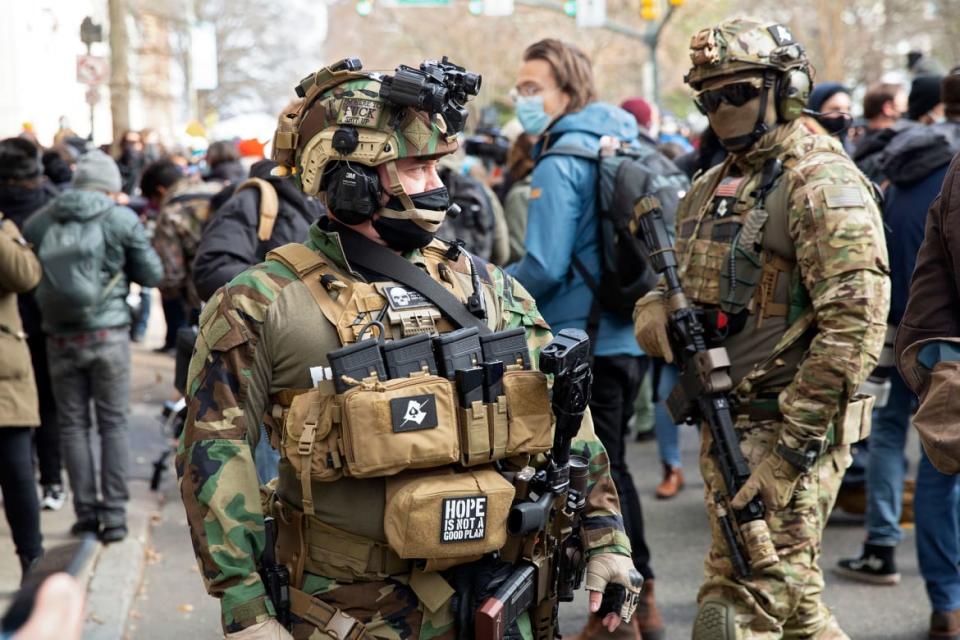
[730, 450, 804, 511]
[225, 618, 294, 640]
[633, 292, 674, 363]
[585, 553, 644, 631]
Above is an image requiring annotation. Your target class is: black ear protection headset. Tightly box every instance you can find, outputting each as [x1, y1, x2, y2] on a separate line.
[322, 125, 383, 225]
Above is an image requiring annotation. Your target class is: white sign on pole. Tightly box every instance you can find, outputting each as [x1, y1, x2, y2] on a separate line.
[76, 55, 109, 85]
[191, 22, 219, 91]
[484, 0, 514, 16]
[576, 0, 605, 28]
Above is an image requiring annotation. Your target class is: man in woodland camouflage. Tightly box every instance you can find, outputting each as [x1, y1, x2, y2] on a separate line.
[633, 18, 889, 639]
[178, 58, 639, 640]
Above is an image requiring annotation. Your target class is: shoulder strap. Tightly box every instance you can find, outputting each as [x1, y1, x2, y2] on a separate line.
[336, 229, 491, 334]
[266, 243, 343, 328]
[538, 144, 599, 163]
[237, 178, 280, 242]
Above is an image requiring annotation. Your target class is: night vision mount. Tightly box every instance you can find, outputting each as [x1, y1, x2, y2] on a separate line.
[378, 57, 481, 134]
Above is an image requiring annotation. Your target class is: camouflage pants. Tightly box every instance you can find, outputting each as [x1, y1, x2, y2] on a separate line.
[696, 417, 852, 640]
[288, 573, 535, 640]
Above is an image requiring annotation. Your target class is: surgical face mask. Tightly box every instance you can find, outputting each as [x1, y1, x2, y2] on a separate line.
[515, 95, 551, 136]
[375, 186, 451, 252]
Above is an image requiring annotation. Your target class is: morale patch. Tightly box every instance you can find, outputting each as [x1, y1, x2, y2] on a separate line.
[385, 285, 431, 310]
[767, 24, 795, 46]
[823, 185, 865, 209]
[712, 197, 736, 219]
[440, 495, 487, 543]
[390, 394, 438, 432]
[338, 97, 382, 128]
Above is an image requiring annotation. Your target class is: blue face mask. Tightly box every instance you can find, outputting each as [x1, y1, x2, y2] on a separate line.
[515, 95, 551, 136]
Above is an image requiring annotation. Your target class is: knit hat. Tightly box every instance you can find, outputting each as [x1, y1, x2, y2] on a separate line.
[72, 150, 122, 193]
[807, 82, 851, 113]
[908, 75, 944, 121]
[943, 67, 960, 119]
[0, 137, 42, 181]
[620, 98, 655, 130]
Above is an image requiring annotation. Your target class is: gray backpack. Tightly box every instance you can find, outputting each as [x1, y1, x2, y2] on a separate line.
[36, 210, 121, 324]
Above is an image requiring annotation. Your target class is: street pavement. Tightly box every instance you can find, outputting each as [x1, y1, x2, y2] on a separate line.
[0, 293, 931, 638]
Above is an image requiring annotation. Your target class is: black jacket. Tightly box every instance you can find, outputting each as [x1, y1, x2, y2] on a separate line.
[881, 121, 960, 188]
[853, 120, 916, 185]
[191, 170, 324, 302]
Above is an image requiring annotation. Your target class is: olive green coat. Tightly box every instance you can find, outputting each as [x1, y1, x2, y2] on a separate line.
[0, 216, 41, 427]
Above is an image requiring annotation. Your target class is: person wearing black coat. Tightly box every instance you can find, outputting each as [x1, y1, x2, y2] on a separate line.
[191, 159, 324, 302]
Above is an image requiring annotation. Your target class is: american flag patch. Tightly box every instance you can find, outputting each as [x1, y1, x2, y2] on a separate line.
[715, 177, 744, 198]
[823, 185, 865, 208]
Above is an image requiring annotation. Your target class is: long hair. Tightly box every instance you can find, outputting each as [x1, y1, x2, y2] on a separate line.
[523, 39, 597, 114]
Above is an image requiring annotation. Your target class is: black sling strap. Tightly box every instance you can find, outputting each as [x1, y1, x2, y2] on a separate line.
[336, 228, 492, 335]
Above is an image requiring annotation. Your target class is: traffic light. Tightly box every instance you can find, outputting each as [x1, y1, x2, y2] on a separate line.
[563, 0, 577, 16]
[668, 0, 684, 5]
[469, 0, 484, 14]
[356, 0, 373, 15]
[640, 0, 656, 20]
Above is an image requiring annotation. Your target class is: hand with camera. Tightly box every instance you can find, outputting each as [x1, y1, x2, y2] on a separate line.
[585, 553, 644, 631]
[633, 291, 674, 363]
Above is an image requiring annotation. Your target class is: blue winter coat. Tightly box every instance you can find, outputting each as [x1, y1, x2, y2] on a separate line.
[506, 102, 642, 357]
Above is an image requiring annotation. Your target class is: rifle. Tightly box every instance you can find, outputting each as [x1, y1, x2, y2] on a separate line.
[260, 516, 291, 626]
[475, 329, 593, 640]
[633, 195, 778, 578]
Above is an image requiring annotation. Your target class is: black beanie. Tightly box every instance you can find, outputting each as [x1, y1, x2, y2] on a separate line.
[0, 137, 42, 181]
[944, 67, 960, 120]
[909, 75, 944, 120]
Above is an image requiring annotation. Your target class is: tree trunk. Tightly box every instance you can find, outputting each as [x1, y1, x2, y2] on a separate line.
[109, 0, 131, 151]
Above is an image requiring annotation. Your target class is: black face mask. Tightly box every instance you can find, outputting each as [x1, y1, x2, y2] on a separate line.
[375, 186, 451, 252]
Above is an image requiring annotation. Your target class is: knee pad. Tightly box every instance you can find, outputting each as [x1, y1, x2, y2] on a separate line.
[692, 599, 737, 640]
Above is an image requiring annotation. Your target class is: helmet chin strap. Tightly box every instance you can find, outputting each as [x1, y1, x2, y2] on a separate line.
[719, 72, 776, 151]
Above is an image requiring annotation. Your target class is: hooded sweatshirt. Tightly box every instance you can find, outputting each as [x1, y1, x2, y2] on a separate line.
[23, 189, 163, 335]
[507, 102, 641, 356]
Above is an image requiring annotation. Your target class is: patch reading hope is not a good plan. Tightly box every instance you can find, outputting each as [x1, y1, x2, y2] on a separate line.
[441, 496, 487, 543]
[390, 394, 438, 432]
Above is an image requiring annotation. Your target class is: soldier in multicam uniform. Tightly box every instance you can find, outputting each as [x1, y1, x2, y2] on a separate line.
[178, 58, 640, 640]
[633, 18, 890, 639]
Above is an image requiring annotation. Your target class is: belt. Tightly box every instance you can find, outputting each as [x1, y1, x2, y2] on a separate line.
[289, 587, 370, 640]
[49, 327, 123, 348]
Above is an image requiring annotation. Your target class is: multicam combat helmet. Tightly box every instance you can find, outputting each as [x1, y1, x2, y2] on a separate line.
[684, 17, 811, 91]
[271, 59, 461, 216]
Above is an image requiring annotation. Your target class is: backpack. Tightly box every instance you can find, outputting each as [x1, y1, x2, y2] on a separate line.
[539, 133, 690, 322]
[36, 209, 122, 324]
[437, 167, 496, 260]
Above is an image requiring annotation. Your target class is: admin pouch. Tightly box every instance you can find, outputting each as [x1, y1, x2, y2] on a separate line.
[384, 467, 515, 564]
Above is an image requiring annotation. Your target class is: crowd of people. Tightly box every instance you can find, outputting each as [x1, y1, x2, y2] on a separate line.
[1, 14, 960, 640]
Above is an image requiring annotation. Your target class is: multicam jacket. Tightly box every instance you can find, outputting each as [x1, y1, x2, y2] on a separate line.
[152, 179, 223, 305]
[674, 118, 890, 450]
[177, 220, 631, 633]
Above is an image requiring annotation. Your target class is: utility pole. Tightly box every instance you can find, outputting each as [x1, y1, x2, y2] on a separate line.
[79, 17, 103, 141]
[108, 0, 131, 149]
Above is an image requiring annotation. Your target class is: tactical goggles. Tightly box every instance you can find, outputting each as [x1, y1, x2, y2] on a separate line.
[695, 78, 764, 114]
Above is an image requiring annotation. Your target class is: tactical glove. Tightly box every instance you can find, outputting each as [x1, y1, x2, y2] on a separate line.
[585, 553, 643, 627]
[633, 292, 674, 363]
[730, 450, 803, 511]
[225, 618, 294, 640]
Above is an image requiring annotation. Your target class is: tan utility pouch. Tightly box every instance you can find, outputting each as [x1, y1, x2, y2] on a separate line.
[503, 370, 553, 457]
[282, 381, 343, 484]
[383, 468, 515, 562]
[831, 393, 875, 445]
[338, 374, 460, 478]
[459, 401, 492, 467]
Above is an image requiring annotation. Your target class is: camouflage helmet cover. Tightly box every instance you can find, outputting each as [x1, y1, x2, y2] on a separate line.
[685, 17, 811, 90]
[271, 64, 459, 197]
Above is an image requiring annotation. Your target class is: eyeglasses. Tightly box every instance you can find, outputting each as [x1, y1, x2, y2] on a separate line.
[696, 81, 763, 114]
[509, 85, 560, 102]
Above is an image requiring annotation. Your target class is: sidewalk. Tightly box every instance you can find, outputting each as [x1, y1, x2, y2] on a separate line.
[0, 289, 177, 638]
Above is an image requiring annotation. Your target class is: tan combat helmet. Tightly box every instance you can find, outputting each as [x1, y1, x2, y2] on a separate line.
[271, 58, 478, 230]
[685, 17, 813, 123]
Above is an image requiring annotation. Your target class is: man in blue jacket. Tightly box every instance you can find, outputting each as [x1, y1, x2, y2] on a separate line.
[507, 38, 662, 640]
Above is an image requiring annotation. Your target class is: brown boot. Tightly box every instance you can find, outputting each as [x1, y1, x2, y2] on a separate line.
[635, 579, 664, 640]
[655, 464, 684, 500]
[930, 609, 960, 640]
[563, 612, 641, 640]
